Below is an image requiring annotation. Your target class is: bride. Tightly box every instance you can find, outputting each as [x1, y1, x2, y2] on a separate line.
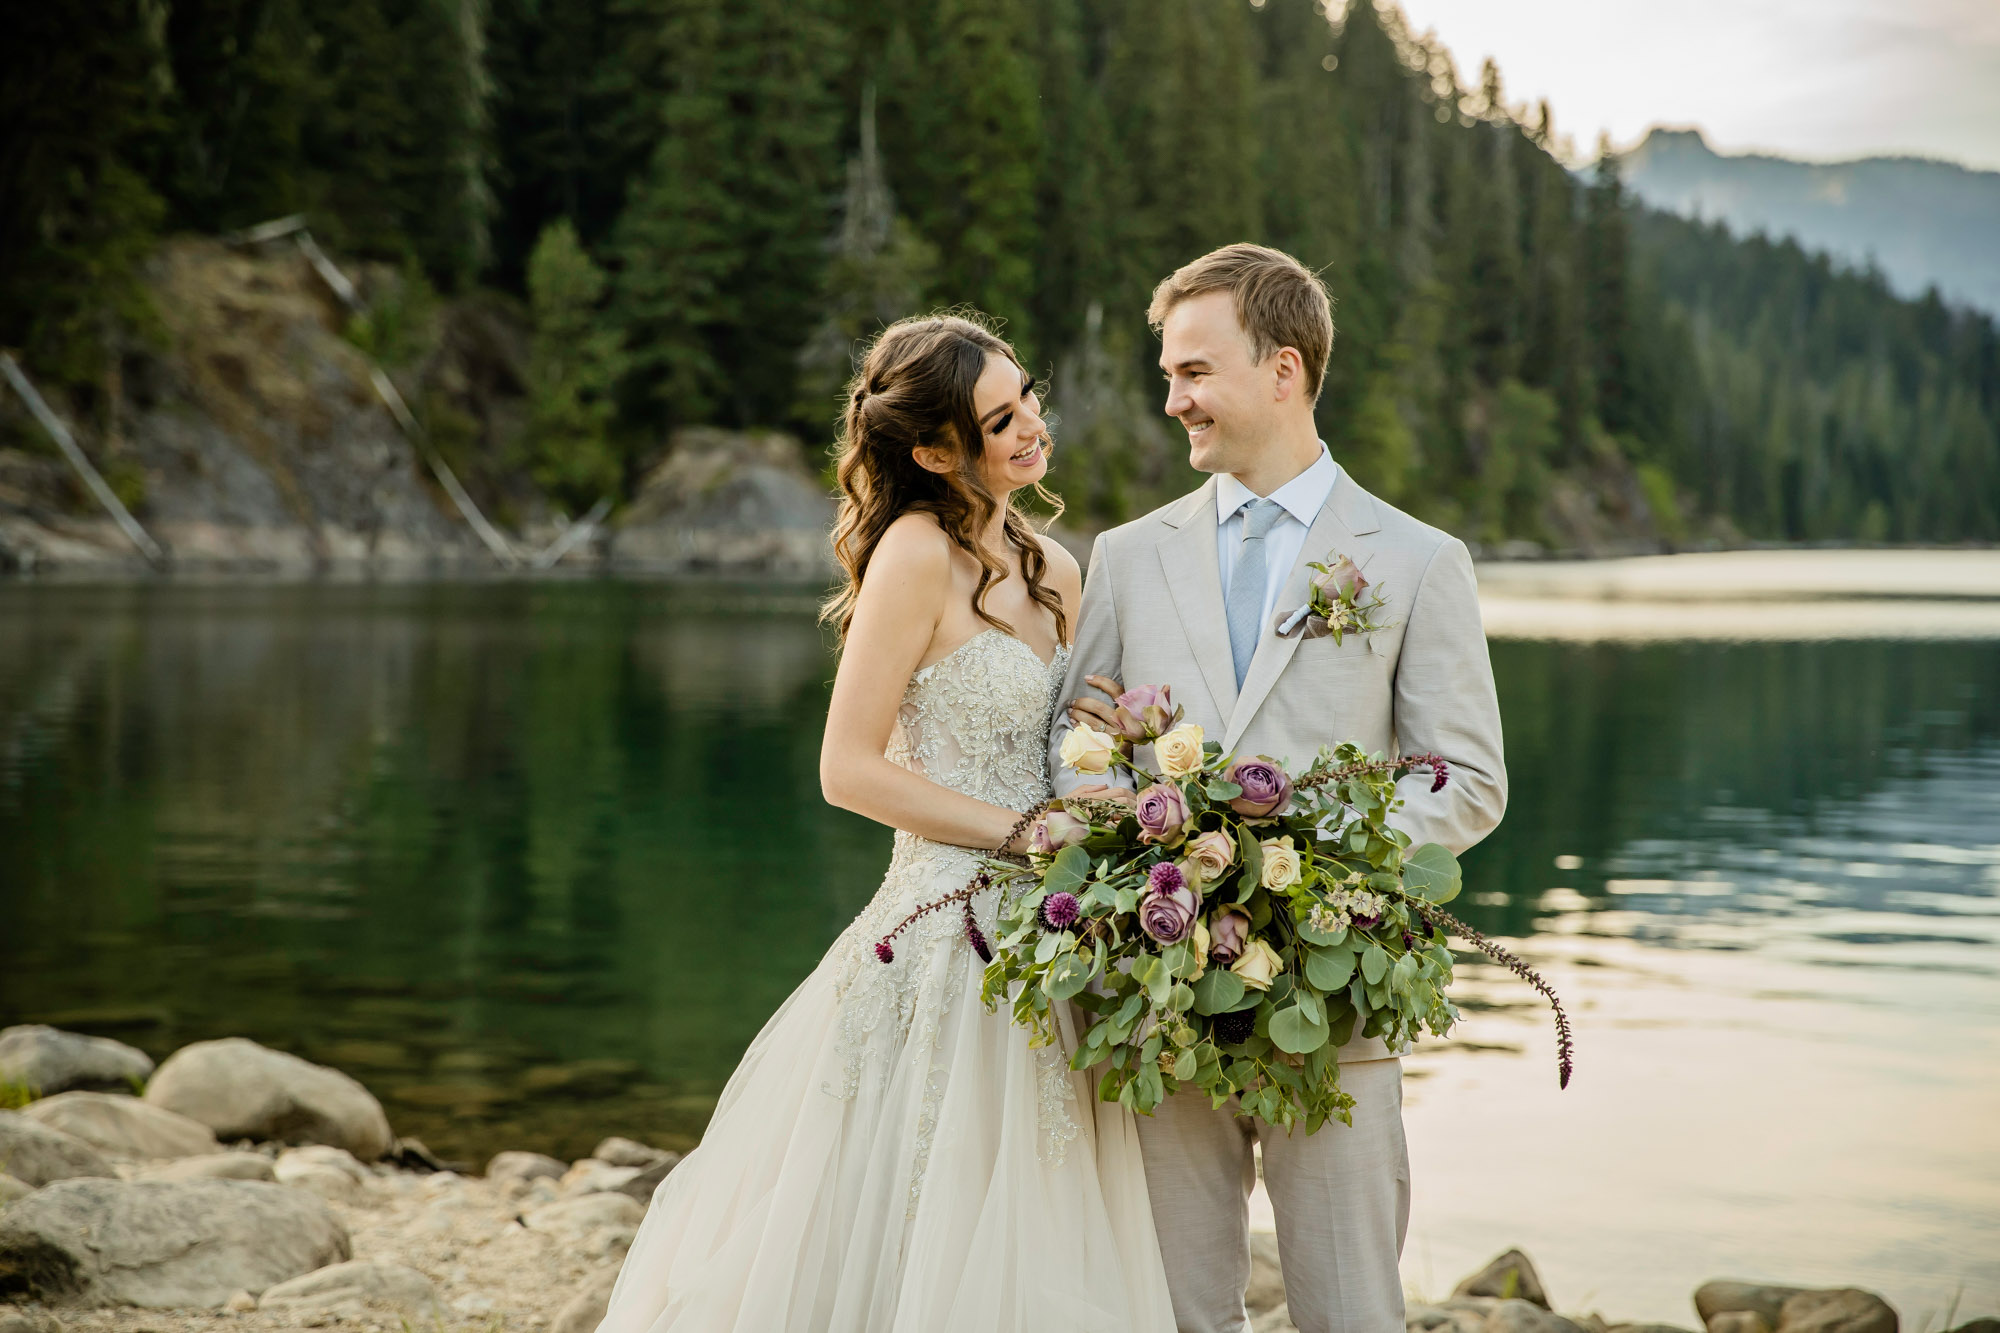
[595, 314, 1175, 1332]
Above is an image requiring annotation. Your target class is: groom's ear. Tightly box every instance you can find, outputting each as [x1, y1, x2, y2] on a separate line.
[1271, 346, 1306, 403]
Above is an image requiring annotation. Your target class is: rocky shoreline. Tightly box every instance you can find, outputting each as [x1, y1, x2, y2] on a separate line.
[0, 1025, 1986, 1333]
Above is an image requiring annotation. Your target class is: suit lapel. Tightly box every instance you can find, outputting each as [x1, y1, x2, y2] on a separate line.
[1154, 479, 1238, 720]
[1222, 467, 1382, 753]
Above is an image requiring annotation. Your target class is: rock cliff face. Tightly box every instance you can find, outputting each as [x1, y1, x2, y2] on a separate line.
[0, 241, 479, 574]
[0, 240, 839, 579]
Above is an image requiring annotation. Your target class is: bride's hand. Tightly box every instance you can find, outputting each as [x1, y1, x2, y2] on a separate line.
[1066, 783, 1137, 809]
[1066, 673, 1128, 737]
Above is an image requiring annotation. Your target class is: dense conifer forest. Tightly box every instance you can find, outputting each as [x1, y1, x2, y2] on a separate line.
[5, 0, 1996, 543]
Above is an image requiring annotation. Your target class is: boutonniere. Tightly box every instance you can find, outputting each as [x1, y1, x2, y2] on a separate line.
[1274, 552, 1392, 643]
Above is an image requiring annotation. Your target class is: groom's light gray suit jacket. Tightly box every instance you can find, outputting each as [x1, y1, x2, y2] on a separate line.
[1050, 466, 1507, 1063]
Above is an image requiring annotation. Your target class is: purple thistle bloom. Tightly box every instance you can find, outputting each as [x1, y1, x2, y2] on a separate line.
[874, 940, 894, 964]
[1038, 891, 1082, 931]
[1147, 861, 1187, 897]
[1402, 930, 1418, 952]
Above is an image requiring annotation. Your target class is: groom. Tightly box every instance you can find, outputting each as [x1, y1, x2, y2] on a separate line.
[1050, 243, 1507, 1333]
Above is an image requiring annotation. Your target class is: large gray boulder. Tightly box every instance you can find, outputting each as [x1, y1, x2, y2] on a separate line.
[0, 1113, 113, 1188]
[0, 1177, 349, 1307]
[1486, 1301, 1586, 1333]
[20, 1093, 219, 1161]
[606, 429, 835, 578]
[487, 1150, 566, 1187]
[258, 1260, 439, 1318]
[142, 1038, 392, 1160]
[0, 1027, 154, 1098]
[135, 1153, 275, 1184]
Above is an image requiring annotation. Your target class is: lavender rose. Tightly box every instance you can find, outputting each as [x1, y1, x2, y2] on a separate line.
[1028, 809, 1090, 855]
[1113, 683, 1178, 741]
[1134, 781, 1192, 845]
[1208, 908, 1250, 966]
[1225, 757, 1293, 818]
[1313, 555, 1368, 603]
[1139, 875, 1198, 946]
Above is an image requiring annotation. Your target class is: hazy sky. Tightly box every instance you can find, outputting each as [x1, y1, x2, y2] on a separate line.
[1391, 0, 2000, 171]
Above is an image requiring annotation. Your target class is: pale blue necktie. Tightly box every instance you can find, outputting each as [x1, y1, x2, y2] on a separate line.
[1226, 498, 1285, 689]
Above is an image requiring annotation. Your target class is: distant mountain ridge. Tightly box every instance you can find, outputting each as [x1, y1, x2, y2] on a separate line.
[1617, 128, 2000, 317]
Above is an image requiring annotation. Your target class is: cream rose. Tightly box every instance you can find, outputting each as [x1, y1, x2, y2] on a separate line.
[1230, 938, 1284, 990]
[1184, 828, 1237, 884]
[1155, 723, 1205, 777]
[1059, 722, 1119, 775]
[1259, 837, 1303, 890]
[1189, 917, 1211, 975]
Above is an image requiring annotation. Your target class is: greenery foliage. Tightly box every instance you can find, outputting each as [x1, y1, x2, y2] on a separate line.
[2, 0, 1995, 542]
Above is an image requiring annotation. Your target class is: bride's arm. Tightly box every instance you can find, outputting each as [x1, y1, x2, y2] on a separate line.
[819, 517, 1037, 853]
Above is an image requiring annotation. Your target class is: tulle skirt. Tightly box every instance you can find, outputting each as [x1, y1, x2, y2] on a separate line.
[595, 835, 1175, 1333]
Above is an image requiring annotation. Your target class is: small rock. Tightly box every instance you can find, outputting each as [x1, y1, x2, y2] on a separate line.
[1776, 1290, 1897, 1333]
[225, 1290, 258, 1313]
[487, 1150, 566, 1186]
[137, 1153, 276, 1184]
[259, 1259, 440, 1318]
[275, 1145, 372, 1203]
[1485, 1300, 1586, 1333]
[1710, 1316, 1772, 1333]
[561, 1158, 643, 1197]
[592, 1136, 673, 1169]
[1409, 1306, 1489, 1333]
[1698, 1283, 1807, 1332]
[0, 1177, 349, 1307]
[524, 1192, 645, 1242]
[0, 1174, 34, 1207]
[0, 1026, 155, 1098]
[550, 1267, 622, 1333]
[383, 1136, 455, 1173]
[0, 1113, 113, 1187]
[1608, 1325, 1701, 1333]
[614, 1156, 681, 1205]
[1455, 1249, 1551, 1309]
[1246, 1231, 1286, 1315]
[20, 1091, 220, 1161]
[143, 1038, 393, 1160]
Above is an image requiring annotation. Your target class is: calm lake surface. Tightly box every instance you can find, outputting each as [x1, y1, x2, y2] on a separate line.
[2, 578, 1995, 1325]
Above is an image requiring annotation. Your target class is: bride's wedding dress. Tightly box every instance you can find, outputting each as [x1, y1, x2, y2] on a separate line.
[596, 628, 1175, 1333]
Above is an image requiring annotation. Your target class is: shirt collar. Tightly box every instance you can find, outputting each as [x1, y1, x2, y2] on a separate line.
[1215, 443, 1339, 528]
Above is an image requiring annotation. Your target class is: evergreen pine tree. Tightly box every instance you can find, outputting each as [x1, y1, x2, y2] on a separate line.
[524, 218, 624, 510]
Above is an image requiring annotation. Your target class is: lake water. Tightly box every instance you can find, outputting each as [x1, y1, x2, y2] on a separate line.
[1, 576, 1995, 1327]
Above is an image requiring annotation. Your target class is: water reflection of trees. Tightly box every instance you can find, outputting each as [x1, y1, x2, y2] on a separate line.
[1465, 639, 2000, 937]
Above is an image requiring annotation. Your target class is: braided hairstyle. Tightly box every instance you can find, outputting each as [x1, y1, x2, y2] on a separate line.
[822, 313, 1068, 646]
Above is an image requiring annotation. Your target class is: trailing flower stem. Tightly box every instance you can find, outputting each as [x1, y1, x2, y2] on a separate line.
[1400, 898, 1576, 1090]
[875, 870, 995, 965]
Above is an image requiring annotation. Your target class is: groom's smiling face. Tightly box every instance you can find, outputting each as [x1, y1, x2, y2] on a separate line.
[1158, 290, 1278, 477]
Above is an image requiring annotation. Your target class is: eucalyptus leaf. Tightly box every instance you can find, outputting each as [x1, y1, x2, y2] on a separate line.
[1402, 842, 1462, 904]
[1191, 966, 1246, 1015]
[1305, 946, 1357, 991]
[1390, 951, 1418, 991]
[1360, 943, 1389, 985]
[1172, 1048, 1198, 1081]
[1044, 844, 1091, 897]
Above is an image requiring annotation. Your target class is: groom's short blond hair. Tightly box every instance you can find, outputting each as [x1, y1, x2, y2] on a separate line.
[1147, 244, 1335, 402]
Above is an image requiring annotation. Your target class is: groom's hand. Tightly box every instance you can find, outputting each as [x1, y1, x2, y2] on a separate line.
[1066, 673, 1127, 736]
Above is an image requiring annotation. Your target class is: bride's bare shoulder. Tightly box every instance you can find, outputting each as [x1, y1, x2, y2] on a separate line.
[858, 511, 954, 599]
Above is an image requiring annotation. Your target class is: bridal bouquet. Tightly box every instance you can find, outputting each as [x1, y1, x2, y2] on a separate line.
[964, 686, 1572, 1131]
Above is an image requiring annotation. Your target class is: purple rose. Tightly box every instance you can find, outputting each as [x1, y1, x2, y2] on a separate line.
[1226, 757, 1293, 817]
[1208, 909, 1250, 965]
[1111, 683, 1177, 742]
[1134, 782, 1191, 844]
[1038, 891, 1082, 931]
[1028, 809, 1090, 855]
[1139, 878, 1198, 945]
[1312, 556, 1368, 603]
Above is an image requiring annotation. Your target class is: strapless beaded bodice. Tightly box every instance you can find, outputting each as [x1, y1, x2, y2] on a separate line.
[885, 628, 1071, 810]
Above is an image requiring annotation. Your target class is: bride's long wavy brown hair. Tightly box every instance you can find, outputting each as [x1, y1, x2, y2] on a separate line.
[822, 313, 1068, 646]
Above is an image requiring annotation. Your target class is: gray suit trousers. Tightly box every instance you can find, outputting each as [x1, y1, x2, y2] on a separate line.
[1136, 1058, 1410, 1333]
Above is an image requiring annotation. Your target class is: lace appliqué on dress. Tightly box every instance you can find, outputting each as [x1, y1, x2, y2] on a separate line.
[821, 632, 1082, 1203]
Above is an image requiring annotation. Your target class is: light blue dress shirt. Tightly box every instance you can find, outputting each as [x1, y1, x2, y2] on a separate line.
[1214, 443, 1340, 632]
